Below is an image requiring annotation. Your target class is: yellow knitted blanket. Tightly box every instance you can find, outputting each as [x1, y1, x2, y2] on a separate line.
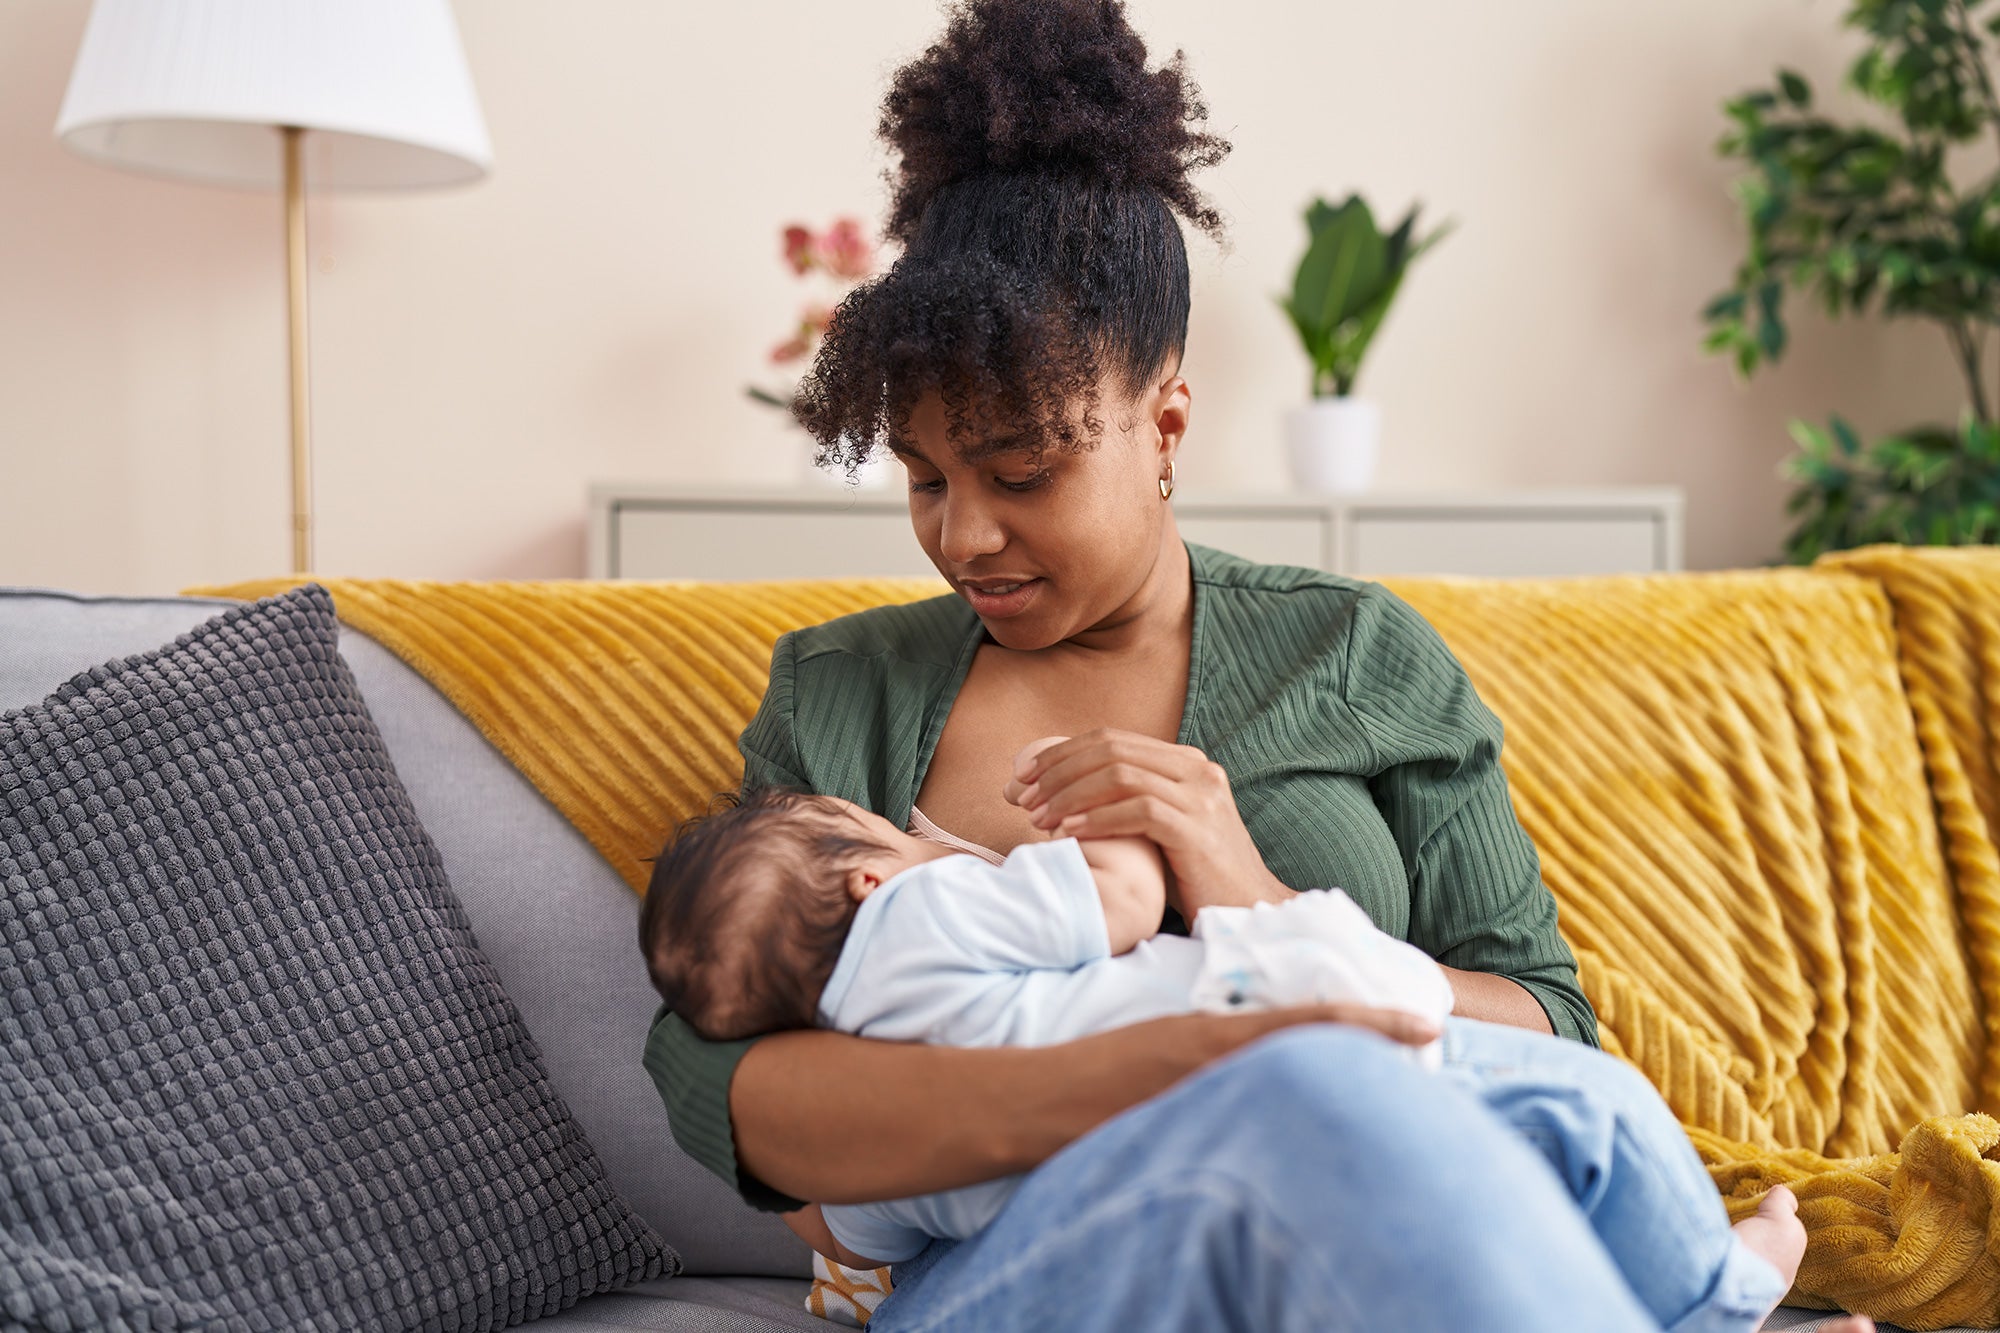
[187, 549, 2000, 1329]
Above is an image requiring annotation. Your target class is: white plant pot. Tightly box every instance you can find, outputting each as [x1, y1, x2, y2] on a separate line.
[1284, 397, 1381, 494]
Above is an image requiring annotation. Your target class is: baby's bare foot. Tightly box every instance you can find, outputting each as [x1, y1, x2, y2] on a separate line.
[1736, 1184, 1807, 1288]
[1733, 1184, 1815, 1331]
[1733, 1186, 1873, 1330]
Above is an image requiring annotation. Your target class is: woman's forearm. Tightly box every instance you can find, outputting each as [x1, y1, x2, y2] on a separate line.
[731, 1029, 1038, 1205]
[731, 1006, 1439, 1205]
[1441, 966, 1552, 1034]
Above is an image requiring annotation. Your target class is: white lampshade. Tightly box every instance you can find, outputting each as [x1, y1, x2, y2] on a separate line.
[54, 0, 492, 191]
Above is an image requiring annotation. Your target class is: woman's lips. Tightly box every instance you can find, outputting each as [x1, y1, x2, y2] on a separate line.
[960, 578, 1043, 618]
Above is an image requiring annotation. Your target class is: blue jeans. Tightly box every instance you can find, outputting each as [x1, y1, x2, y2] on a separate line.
[869, 1018, 1786, 1333]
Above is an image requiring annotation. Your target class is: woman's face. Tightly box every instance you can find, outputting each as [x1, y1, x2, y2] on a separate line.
[890, 363, 1191, 650]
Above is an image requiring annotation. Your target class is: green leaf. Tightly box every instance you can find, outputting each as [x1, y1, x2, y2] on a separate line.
[1291, 196, 1389, 336]
[1288, 197, 1451, 392]
[1381, 209, 1418, 274]
[1790, 418, 1835, 457]
[1703, 291, 1748, 321]
[1969, 417, 2000, 460]
[1780, 69, 1813, 107]
[1756, 280, 1789, 361]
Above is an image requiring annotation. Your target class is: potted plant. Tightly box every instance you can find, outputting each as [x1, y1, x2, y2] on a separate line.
[747, 216, 890, 488]
[1279, 194, 1453, 492]
[1703, 0, 2000, 561]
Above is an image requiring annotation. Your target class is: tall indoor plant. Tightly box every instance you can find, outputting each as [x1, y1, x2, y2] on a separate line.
[1279, 194, 1452, 492]
[1704, 0, 2000, 561]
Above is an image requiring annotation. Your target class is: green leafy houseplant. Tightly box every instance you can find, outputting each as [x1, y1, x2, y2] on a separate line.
[1704, 0, 2000, 561]
[1280, 195, 1453, 399]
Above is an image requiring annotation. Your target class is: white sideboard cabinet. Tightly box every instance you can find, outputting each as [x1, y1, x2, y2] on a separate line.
[588, 483, 1684, 582]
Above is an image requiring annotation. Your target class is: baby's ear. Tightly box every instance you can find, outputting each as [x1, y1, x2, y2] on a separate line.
[845, 863, 886, 904]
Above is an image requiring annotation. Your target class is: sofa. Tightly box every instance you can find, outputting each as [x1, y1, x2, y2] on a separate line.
[3, 552, 1996, 1332]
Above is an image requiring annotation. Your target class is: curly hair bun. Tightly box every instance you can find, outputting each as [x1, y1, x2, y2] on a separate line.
[880, 0, 1231, 245]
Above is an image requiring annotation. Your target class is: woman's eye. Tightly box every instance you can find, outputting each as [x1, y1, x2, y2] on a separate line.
[998, 471, 1051, 493]
[908, 478, 943, 495]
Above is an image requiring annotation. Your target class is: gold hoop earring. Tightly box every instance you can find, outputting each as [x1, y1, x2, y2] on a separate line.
[1159, 459, 1175, 501]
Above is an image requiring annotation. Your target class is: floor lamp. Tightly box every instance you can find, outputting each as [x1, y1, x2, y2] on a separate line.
[54, 0, 493, 576]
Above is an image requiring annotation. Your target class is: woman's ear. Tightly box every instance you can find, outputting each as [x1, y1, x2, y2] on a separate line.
[1152, 373, 1190, 472]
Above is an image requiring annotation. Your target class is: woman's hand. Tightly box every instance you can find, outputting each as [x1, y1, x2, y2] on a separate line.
[1004, 728, 1292, 918]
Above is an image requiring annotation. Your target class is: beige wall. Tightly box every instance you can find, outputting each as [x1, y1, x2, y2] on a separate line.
[0, 0, 1976, 593]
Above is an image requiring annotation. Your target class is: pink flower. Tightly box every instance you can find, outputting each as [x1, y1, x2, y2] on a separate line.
[821, 217, 875, 279]
[771, 303, 836, 364]
[782, 225, 816, 275]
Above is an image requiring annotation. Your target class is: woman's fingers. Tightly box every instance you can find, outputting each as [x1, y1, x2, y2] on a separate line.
[1027, 764, 1181, 832]
[1019, 726, 1277, 918]
[1019, 728, 1207, 793]
[1005, 733, 1079, 807]
[1309, 1003, 1442, 1047]
[1212, 1002, 1441, 1051]
[1043, 792, 1175, 841]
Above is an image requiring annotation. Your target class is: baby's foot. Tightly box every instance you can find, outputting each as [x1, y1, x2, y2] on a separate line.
[1734, 1186, 1874, 1332]
[1736, 1183, 1807, 1292]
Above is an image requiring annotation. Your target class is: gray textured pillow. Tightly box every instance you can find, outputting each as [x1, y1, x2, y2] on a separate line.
[0, 584, 677, 1331]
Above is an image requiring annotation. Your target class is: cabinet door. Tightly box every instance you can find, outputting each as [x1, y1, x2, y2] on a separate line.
[1347, 512, 1665, 577]
[613, 503, 935, 580]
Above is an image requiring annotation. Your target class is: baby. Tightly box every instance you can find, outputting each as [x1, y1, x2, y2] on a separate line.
[640, 738, 1454, 1269]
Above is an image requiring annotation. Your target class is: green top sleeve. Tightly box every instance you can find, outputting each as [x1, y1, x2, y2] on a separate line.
[641, 633, 810, 1213]
[1340, 585, 1600, 1046]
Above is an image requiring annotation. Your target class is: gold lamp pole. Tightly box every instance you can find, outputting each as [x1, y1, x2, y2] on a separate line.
[55, 0, 494, 581]
[282, 125, 314, 576]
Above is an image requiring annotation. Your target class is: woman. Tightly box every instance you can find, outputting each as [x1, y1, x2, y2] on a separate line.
[645, 3, 1871, 1328]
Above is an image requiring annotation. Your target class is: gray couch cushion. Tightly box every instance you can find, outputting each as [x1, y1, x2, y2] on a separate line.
[0, 585, 673, 1330]
[0, 586, 812, 1281]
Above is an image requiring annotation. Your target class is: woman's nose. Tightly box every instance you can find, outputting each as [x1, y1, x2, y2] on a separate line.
[938, 493, 1006, 565]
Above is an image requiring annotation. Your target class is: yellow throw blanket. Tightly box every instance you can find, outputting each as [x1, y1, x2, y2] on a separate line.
[187, 550, 2000, 1329]
[185, 576, 946, 894]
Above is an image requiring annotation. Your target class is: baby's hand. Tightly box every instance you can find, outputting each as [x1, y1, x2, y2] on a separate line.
[1003, 735, 1070, 809]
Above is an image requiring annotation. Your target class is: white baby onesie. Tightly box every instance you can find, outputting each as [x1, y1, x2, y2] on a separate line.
[815, 837, 1453, 1265]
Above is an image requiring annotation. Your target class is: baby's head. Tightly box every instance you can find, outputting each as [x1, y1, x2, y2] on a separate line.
[639, 787, 952, 1042]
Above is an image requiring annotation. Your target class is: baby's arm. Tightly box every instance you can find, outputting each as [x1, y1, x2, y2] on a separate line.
[1075, 835, 1167, 955]
[1012, 735, 1167, 955]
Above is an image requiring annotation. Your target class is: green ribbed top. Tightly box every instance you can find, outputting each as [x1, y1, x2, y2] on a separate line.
[642, 542, 1598, 1212]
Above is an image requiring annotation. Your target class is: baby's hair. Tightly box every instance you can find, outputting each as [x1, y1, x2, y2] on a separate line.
[639, 786, 891, 1042]
[792, 0, 1232, 478]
